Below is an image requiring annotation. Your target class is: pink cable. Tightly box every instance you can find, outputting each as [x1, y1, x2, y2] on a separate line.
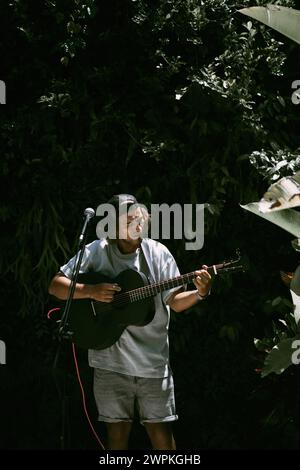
[71, 343, 106, 450]
[47, 308, 105, 448]
[47, 307, 61, 319]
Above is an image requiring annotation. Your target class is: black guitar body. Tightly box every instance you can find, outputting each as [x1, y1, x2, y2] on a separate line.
[52, 251, 244, 350]
[67, 269, 155, 350]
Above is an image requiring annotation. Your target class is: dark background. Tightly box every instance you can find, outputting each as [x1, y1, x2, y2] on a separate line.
[1, 0, 300, 449]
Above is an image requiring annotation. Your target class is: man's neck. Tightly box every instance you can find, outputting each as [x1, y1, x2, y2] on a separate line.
[117, 238, 141, 254]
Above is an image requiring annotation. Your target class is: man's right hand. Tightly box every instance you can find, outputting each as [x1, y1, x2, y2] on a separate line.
[87, 283, 122, 302]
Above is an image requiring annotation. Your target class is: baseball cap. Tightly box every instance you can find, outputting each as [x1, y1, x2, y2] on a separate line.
[107, 194, 138, 213]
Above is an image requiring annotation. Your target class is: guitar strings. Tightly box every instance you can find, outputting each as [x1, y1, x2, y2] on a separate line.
[91, 262, 242, 312]
[93, 272, 197, 312]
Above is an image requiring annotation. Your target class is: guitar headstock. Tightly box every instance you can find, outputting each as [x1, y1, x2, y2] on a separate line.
[214, 249, 247, 274]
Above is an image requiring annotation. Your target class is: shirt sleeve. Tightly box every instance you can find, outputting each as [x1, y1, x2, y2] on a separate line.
[160, 254, 186, 306]
[59, 243, 95, 279]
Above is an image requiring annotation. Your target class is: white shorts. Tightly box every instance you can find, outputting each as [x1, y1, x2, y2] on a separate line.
[93, 368, 178, 424]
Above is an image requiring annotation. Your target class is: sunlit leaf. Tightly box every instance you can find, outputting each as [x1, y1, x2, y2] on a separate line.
[238, 5, 300, 45]
[261, 335, 300, 377]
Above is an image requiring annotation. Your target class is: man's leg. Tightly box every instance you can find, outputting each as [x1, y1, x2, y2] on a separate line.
[144, 422, 176, 450]
[106, 422, 133, 450]
[93, 369, 135, 449]
[137, 374, 178, 449]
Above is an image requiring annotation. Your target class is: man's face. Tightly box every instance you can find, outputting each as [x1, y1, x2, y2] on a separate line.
[118, 206, 147, 241]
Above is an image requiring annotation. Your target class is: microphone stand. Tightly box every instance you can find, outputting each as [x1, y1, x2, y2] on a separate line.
[58, 239, 87, 342]
[52, 209, 94, 449]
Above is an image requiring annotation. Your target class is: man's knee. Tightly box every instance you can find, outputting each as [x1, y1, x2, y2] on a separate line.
[106, 422, 132, 443]
[144, 422, 176, 450]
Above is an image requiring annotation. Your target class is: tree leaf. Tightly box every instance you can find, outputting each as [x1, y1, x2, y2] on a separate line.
[261, 334, 300, 377]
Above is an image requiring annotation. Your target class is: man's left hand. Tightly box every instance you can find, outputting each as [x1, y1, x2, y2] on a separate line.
[193, 265, 212, 298]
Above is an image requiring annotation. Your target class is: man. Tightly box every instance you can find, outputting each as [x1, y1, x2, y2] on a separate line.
[49, 194, 211, 450]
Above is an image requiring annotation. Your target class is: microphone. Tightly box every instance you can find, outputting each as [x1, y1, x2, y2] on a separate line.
[79, 207, 95, 243]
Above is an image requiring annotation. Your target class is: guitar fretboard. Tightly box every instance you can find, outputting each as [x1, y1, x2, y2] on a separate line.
[123, 265, 219, 303]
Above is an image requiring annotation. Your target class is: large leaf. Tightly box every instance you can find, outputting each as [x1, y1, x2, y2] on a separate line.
[290, 266, 300, 326]
[261, 334, 300, 377]
[240, 202, 300, 238]
[258, 171, 300, 213]
[290, 265, 300, 296]
[290, 290, 300, 325]
[238, 4, 300, 45]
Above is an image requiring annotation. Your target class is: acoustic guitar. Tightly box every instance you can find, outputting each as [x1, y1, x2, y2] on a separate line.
[54, 254, 245, 350]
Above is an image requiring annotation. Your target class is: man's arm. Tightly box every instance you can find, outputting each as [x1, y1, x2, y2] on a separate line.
[48, 273, 121, 302]
[167, 266, 211, 313]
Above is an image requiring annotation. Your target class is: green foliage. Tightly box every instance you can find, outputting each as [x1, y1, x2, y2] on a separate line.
[250, 147, 300, 182]
[1, 0, 300, 449]
[238, 3, 300, 383]
[254, 294, 300, 376]
[261, 334, 300, 377]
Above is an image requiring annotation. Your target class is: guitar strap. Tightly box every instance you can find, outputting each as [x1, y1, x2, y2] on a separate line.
[140, 238, 187, 291]
[140, 238, 156, 284]
[140, 238, 187, 305]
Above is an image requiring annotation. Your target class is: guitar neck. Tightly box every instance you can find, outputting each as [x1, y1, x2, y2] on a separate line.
[126, 264, 221, 301]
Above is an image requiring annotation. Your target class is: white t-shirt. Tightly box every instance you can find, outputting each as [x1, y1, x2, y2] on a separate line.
[60, 238, 183, 378]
